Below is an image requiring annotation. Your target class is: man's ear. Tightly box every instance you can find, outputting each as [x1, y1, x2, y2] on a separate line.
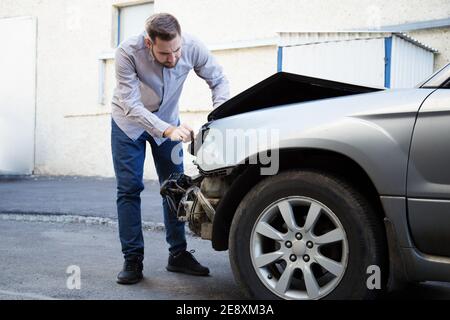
[144, 37, 152, 49]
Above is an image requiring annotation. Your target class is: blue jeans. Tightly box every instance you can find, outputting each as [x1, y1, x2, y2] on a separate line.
[111, 118, 186, 260]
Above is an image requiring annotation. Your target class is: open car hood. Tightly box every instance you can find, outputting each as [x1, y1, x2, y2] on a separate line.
[208, 72, 383, 121]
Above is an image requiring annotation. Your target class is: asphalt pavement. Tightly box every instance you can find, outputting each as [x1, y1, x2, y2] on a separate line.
[0, 218, 244, 300]
[0, 175, 164, 223]
[1, 175, 450, 300]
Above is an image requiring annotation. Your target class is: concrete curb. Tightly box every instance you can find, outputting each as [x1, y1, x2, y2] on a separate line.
[0, 212, 196, 236]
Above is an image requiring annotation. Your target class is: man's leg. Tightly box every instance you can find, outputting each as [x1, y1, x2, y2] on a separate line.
[111, 119, 147, 284]
[148, 137, 187, 254]
[148, 136, 210, 276]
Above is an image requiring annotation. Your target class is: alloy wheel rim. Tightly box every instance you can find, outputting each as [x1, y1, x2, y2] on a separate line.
[250, 196, 349, 300]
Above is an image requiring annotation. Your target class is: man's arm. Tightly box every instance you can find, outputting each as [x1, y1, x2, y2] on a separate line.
[191, 38, 230, 108]
[115, 47, 171, 138]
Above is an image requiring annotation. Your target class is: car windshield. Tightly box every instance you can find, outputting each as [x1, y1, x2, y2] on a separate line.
[418, 63, 450, 88]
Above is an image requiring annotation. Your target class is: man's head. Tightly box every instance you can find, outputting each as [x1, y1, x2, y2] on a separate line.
[144, 13, 182, 68]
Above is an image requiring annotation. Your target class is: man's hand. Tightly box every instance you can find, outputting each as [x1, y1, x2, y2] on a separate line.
[163, 123, 195, 143]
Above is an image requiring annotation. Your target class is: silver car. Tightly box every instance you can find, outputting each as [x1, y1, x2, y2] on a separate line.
[161, 63, 450, 300]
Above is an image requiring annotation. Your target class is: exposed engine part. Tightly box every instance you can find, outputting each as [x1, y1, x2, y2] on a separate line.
[201, 176, 230, 198]
[159, 173, 195, 216]
[160, 172, 225, 239]
[201, 223, 213, 240]
[179, 185, 215, 221]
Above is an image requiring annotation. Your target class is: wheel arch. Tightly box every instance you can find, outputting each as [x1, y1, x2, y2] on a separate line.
[211, 147, 387, 251]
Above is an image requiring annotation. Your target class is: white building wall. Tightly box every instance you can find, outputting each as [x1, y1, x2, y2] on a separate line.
[0, 0, 449, 178]
[409, 28, 450, 71]
[157, 0, 450, 45]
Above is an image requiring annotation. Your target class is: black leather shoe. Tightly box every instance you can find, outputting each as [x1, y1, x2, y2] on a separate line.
[166, 250, 210, 276]
[117, 256, 144, 284]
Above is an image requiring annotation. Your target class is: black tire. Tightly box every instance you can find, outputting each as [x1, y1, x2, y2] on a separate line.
[229, 170, 387, 300]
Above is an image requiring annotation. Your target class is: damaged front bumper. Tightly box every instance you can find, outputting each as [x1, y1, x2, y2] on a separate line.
[160, 172, 229, 240]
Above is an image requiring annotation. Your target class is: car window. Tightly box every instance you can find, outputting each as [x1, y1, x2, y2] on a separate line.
[420, 63, 450, 88]
[443, 79, 450, 89]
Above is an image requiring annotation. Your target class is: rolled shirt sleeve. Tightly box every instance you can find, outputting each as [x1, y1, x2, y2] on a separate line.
[191, 38, 230, 109]
[115, 48, 171, 138]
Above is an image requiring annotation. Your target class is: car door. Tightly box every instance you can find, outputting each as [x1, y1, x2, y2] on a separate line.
[407, 86, 450, 257]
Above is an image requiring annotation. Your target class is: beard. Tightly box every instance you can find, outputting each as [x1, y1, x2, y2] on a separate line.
[161, 60, 178, 68]
[151, 47, 179, 68]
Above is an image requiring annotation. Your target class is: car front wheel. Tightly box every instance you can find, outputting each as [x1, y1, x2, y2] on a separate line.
[229, 170, 387, 300]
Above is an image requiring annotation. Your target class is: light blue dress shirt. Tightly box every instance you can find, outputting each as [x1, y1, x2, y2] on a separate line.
[112, 32, 230, 145]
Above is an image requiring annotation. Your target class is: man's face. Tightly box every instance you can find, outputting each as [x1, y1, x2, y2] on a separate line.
[146, 35, 182, 68]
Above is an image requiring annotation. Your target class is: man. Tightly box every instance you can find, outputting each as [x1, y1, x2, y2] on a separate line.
[111, 13, 229, 284]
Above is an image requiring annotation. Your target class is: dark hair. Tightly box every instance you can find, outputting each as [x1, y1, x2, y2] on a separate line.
[145, 13, 181, 42]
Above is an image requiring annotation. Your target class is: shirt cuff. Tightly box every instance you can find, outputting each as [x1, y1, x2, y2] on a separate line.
[152, 121, 172, 138]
